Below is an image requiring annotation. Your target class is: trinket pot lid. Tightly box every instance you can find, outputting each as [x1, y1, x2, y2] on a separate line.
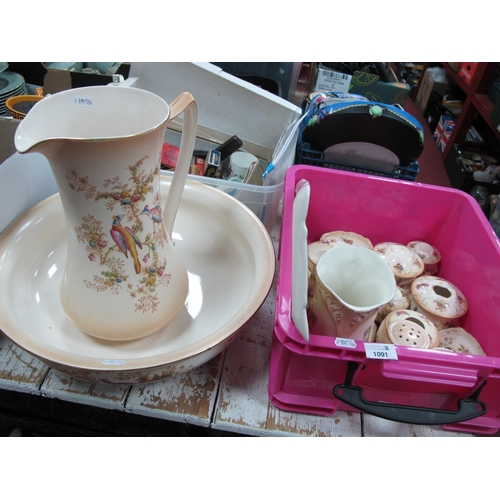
[407, 240, 441, 265]
[319, 231, 373, 250]
[411, 276, 468, 319]
[373, 242, 424, 278]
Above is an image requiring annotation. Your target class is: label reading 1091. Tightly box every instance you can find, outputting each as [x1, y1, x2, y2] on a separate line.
[364, 343, 398, 360]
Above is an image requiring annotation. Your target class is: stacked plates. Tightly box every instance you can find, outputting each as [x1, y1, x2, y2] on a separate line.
[0, 71, 27, 116]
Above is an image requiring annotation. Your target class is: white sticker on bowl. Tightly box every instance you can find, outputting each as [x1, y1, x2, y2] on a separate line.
[102, 359, 125, 365]
[74, 96, 93, 107]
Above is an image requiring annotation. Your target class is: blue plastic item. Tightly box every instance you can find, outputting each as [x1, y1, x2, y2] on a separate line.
[296, 93, 423, 180]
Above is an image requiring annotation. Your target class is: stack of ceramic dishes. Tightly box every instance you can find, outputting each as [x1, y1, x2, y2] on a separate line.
[0, 69, 27, 116]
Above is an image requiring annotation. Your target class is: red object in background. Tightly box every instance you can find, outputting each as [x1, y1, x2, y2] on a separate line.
[459, 63, 479, 85]
[195, 157, 205, 176]
[161, 142, 180, 168]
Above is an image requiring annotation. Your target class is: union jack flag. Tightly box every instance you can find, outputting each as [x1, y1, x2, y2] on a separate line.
[433, 115, 455, 153]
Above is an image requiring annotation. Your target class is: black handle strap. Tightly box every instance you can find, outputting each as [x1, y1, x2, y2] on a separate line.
[333, 361, 487, 426]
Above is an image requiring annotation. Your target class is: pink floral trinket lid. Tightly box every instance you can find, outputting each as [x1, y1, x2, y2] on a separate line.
[411, 276, 468, 320]
[319, 231, 373, 250]
[407, 240, 441, 275]
[407, 240, 441, 265]
[373, 242, 424, 279]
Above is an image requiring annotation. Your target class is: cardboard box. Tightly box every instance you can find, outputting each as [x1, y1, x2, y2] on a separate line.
[43, 63, 131, 95]
[433, 114, 455, 153]
[348, 70, 410, 105]
[0, 116, 21, 164]
[415, 67, 455, 113]
[314, 66, 410, 105]
[314, 65, 352, 93]
[5, 62, 131, 96]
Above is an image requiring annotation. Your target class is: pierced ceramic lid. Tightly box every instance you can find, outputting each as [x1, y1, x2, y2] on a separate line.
[373, 242, 424, 278]
[385, 308, 439, 349]
[319, 231, 373, 250]
[438, 327, 486, 356]
[407, 241, 441, 265]
[387, 320, 431, 348]
[411, 276, 468, 319]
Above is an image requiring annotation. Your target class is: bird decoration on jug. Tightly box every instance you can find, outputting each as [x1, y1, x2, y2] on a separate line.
[141, 204, 163, 233]
[110, 215, 143, 274]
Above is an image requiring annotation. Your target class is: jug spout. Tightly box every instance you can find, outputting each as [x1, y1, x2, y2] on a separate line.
[15, 134, 66, 158]
[15, 94, 66, 157]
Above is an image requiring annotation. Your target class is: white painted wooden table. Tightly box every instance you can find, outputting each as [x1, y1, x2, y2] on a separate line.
[0, 214, 471, 437]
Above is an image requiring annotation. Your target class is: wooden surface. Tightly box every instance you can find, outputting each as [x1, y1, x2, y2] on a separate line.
[0, 215, 471, 437]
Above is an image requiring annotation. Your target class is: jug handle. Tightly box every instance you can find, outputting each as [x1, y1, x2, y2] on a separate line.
[163, 92, 198, 240]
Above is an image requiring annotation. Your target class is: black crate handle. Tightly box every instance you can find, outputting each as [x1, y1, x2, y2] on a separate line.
[333, 361, 487, 426]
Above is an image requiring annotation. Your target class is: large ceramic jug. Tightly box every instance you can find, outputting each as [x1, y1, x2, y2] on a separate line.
[15, 86, 197, 341]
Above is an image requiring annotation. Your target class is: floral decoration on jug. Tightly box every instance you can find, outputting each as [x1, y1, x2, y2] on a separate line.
[66, 156, 172, 313]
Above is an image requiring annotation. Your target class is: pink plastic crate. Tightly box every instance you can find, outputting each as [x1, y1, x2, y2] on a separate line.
[270, 165, 500, 435]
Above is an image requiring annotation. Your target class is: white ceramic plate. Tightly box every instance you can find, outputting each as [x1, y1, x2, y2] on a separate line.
[0, 177, 275, 383]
